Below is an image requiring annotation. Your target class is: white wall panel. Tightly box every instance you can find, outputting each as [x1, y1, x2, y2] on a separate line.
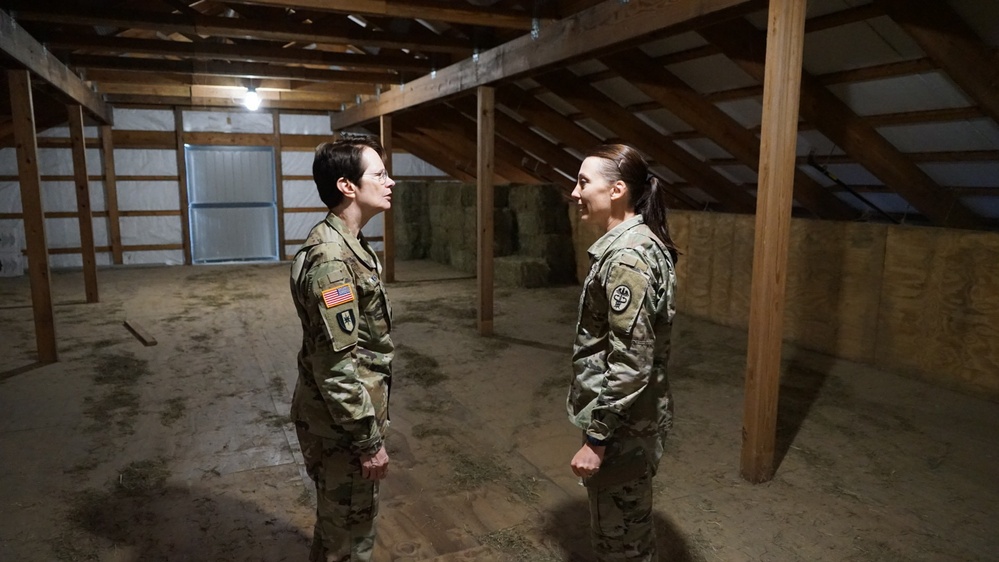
[113, 108, 175, 131]
[0, 182, 21, 212]
[187, 147, 274, 204]
[38, 148, 103, 176]
[285, 212, 327, 240]
[280, 114, 332, 135]
[114, 149, 177, 176]
[635, 109, 692, 134]
[43, 217, 81, 248]
[118, 181, 181, 211]
[38, 126, 100, 138]
[878, 119, 999, 153]
[284, 180, 319, 208]
[667, 54, 757, 94]
[920, 163, 999, 188]
[124, 249, 184, 265]
[803, 17, 922, 75]
[183, 110, 273, 133]
[392, 153, 446, 177]
[715, 98, 763, 129]
[962, 196, 999, 218]
[282, 150, 314, 175]
[121, 216, 183, 245]
[713, 165, 758, 184]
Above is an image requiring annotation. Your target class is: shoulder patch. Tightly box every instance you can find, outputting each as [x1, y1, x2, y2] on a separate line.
[610, 285, 632, 312]
[606, 262, 649, 336]
[322, 284, 355, 308]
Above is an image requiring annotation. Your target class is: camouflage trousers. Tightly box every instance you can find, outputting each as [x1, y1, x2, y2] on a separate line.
[297, 424, 379, 562]
[587, 469, 656, 562]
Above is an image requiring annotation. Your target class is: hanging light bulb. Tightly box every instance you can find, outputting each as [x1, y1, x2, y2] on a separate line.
[243, 86, 262, 111]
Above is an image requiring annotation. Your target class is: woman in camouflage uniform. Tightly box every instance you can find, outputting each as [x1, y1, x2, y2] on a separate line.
[567, 144, 679, 562]
[290, 135, 395, 562]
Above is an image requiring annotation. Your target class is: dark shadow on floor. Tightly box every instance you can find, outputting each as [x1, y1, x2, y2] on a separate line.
[774, 355, 835, 469]
[491, 334, 570, 354]
[542, 499, 700, 562]
[0, 361, 47, 381]
[66, 482, 309, 562]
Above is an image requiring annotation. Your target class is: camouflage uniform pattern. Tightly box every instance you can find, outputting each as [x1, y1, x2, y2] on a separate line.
[567, 215, 676, 560]
[291, 213, 393, 562]
[588, 469, 655, 562]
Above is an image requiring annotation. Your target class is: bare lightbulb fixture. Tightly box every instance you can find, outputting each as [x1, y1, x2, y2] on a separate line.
[244, 86, 262, 111]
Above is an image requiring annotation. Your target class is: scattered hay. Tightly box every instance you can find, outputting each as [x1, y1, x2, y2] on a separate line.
[397, 345, 447, 387]
[532, 374, 565, 398]
[449, 449, 510, 490]
[258, 410, 292, 429]
[296, 486, 315, 508]
[408, 396, 453, 414]
[411, 423, 452, 439]
[115, 458, 170, 496]
[269, 375, 286, 395]
[49, 528, 101, 562]
[83, 352, 151, 435]
[159, 397, 186, 426]
[479, 527, 562, 562]
[191, 332, 212, 343]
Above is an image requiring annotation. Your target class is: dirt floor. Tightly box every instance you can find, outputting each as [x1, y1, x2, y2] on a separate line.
[1, 261, 997, 562]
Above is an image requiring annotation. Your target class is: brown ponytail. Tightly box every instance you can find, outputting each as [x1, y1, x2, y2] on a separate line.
[584, 144, 679, 263]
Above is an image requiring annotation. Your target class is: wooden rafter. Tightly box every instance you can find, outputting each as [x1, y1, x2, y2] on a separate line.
[600, 49, 858, 220]
[700, 18, 984, 229]
[535, 70, 758, 214]
[12, 6, 472, 55]
[222, 0, 540, 30]
[66, 55, 400, 85]
[330, 0, 757, 128]
[877, 0, 999, 128]
[0, 10, 112, 124]
[46, 35, 436, 73]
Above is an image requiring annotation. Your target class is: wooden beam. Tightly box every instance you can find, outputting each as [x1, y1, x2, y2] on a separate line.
[600, 49, 858, 220]
[330, 0, 756, 128]
[700, 19, 984, 229]
[742, 0, 806, 484]
[67, 104, 99, 303]
[15, 7, 471, 55]
[393, 133, 476, 182]
[222, 0, 539, 30]
[68, 55, 400, 85]
[8, 70, 57, 362]
[272, 110, 287, 263]
[100, 125, 124, 264]
[477, 87, 495, 336]
[877, 0, 999, 127]
[103, 94, 354, 112]
[46, 35, 435, 73]
[175, 108, 192, 265]
[495, 86, 700, 209]
[534, 70, 758, 213]
[0, 10, 112, 125]
[380, 115, 395, 283]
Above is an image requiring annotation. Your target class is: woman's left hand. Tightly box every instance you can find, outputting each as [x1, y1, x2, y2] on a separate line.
[571, 442, 605, 478]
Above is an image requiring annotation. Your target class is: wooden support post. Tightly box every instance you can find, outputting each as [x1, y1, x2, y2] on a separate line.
[380, 114, 395, 282]
[272, 109, 286, 260]
[741, 0, 807, 484]
[8, 70, 57, 362]
[174, 107, 192, 264]
[476, 86, 495, 336]
[67, 104, 99, 303]
[100, 125, 124, 264]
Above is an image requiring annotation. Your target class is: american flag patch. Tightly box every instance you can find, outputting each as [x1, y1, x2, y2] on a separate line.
[322, 284, 354, 308]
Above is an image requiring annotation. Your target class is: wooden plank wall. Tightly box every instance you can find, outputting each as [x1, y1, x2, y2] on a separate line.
[668, 210, 999, 400]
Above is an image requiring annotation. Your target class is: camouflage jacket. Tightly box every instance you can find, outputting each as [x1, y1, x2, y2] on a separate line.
[568, 214, 676, 480]
[290, 213, 393, 455]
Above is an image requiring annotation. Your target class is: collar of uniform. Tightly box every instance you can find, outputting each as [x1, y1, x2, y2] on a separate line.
[324, 212, 376, 269]
[586, 214, 645, 261]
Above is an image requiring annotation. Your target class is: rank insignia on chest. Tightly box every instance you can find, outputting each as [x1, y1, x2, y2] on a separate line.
[322, 284, 354, 308]
[611, 284, 632, 312]
[337, 309, 356, 333]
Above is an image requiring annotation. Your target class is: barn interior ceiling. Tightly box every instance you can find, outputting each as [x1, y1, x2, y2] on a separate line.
[1, 0, 997, 230]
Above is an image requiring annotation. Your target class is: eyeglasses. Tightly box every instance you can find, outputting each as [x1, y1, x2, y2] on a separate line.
[364, 169, 390, 185]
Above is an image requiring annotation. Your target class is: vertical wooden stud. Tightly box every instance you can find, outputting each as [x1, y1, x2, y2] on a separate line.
[741, 0, 808, 483]
[100, 125, 123, 264]
[174, 107, 192, 265]
[272, 110, 287, 260]
[477, 87, 495, 336]
[380, 114, 395, 282]
[67, 104, 99, 303]
[8, 69, 57, 362]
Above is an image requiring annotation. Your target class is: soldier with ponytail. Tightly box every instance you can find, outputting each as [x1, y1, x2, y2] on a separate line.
[566, 144, 679, 561]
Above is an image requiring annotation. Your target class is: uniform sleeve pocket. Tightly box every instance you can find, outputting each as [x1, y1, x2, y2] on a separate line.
[316, 281, 360, 352]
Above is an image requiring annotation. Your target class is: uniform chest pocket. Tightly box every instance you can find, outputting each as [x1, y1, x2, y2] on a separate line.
[355, 272, 392, 332]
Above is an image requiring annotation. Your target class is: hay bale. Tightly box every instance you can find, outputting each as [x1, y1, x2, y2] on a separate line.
[495, 256, 551, 288]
